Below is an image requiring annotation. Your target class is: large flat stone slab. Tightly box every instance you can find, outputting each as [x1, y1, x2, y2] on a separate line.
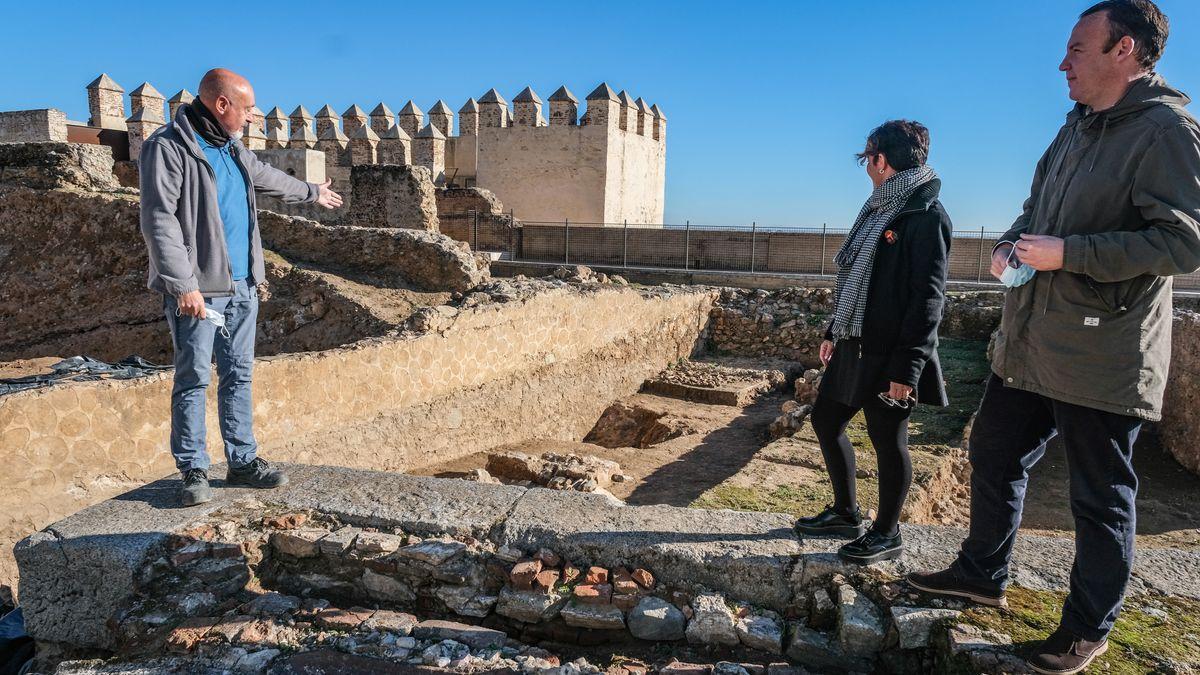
[492, 487, 802, 611]
[15, 464, 526, 649]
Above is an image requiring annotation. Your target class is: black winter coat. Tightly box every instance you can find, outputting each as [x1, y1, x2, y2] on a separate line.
[820, 179, 953, 407]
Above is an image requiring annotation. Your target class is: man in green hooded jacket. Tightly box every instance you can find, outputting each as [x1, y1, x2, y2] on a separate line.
[906, 2, 1200, 673]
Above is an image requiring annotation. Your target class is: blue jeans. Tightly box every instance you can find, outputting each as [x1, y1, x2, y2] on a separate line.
[163, 279, 259, 473]
[952, 374, 1141, 641]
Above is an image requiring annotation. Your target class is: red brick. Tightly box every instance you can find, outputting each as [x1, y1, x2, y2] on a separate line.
[165, 616, 219, 653]
[612, 567, 639, 595]
[631, 568, 655, 590]
[573, 583, 613, 605]
[583, 566, 609, 585]
[533, 569, 561, 593]
[509, 559, 542, 590]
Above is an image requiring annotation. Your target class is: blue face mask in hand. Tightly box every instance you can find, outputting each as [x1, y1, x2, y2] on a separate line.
[1000, 246, 1036, 288]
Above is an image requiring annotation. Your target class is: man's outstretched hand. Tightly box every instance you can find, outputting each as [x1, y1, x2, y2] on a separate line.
[315, 180, 343, 209]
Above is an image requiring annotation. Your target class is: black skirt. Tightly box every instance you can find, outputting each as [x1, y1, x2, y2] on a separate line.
[818, 338, 891, 408]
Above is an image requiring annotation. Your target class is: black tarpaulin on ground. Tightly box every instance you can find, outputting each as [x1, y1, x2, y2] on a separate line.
[0, 355, 171, 396]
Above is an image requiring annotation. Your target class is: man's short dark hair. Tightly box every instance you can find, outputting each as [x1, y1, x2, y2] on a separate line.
[1081, 0, 1169, 70]
[856, 120, 930, 172]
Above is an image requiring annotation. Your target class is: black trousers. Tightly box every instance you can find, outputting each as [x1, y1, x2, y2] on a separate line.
[952, 375, 1142, 640]
[810, 392, 913, 536]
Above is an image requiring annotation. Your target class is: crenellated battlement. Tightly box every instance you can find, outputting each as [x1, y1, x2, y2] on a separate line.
[0, 75, 667, 224]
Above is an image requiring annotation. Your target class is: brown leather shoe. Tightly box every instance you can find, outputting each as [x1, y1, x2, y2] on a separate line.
[1029, 627, 1109, 674]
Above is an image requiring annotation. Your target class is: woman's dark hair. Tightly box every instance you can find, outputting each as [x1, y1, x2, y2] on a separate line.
[1081, 0, 1169, 71]
[855, 120, 930, 172]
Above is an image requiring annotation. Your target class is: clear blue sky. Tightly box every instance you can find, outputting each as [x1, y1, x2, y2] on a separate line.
[3, 1, 1198, 230]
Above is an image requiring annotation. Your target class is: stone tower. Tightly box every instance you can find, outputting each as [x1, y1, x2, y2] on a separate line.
[348, 125, 380, 165]
[315, 105, 340, 137]
[264, 107, 289, 149]
[512, 87, 545, 127]
[478, 89, 508, 129]
[634, 97, 651, 136]
[428, 100, 453, 137]
[244, 106, 267, 149]
[398, 101, 424, 138]
[129, 82, 165, 123]
[548, 86, 578, 126]
[616, 90, 637, 132]
[369, 103, 395, 136]
[342, 104, 369, 136]
[458, 99, 479, 136]
[651, 104, 667, 141]
[413, 124, 446, 184]
[583, 83, 619, 129]
[168, 89, 194, 120]
[86, 73, 125, 130]
[289, 106, 313, 136]
[126, 108, 162, 160]
[378, 124, 412, 165]
[288, 122, 316, 149]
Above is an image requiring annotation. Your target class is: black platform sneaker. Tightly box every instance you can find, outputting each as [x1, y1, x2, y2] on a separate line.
[839, 528, 904, 564]
[794, 504, 869, 539]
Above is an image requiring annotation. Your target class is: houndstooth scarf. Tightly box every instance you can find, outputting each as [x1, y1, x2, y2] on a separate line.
[830, 165, 938, 340]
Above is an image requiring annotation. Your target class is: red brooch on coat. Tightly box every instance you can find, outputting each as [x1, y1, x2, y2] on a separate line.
[883, 229, 898, 245]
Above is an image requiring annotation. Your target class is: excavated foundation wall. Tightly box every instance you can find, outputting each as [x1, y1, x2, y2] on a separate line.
[0, 283, 714, 590]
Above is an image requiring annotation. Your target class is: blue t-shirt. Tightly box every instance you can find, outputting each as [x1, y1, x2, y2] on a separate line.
[194, 132, 251, 281]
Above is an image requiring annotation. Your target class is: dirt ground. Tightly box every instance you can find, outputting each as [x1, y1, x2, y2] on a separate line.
[418, 341, 1200, 552]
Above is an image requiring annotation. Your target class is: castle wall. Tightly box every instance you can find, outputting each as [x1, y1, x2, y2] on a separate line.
[605, 128, 666, 225]
[473, 124, 609, 223]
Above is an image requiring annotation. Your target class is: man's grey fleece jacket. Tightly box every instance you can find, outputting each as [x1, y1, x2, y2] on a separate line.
[138, 105, 320, 298]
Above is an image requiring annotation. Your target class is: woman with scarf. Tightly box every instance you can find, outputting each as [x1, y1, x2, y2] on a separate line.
[794, 120, 953, 564]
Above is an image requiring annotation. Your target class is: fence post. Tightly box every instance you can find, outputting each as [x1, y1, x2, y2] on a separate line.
[623, 219, 629, 269]
[684, 220, 690, 270]
[977, 226, 985, 282]
[750, 222, 757, 273]
[564, 218, 570, 265]
[820, 223, 827, 275]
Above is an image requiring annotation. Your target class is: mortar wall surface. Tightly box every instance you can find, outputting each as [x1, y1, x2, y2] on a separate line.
[0, 285, 715, 589]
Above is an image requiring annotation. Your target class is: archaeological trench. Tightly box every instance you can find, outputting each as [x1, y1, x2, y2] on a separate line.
[2, 142, 1200, 674]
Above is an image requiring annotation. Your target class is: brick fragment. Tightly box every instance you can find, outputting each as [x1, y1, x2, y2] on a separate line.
[631, 568, 655, 590]
[573, 583, 613, 605]
[533, 569, 561, 594]
[509, 559, 543, 590]
[583, 566, 608, 585]
[612, 567, 639, 595]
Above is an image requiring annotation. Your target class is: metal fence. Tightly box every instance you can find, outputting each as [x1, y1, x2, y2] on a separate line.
[444, 213, 1200, 289]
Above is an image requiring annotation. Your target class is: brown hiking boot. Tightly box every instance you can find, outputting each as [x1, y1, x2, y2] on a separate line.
[1028, 626, 1109, 674]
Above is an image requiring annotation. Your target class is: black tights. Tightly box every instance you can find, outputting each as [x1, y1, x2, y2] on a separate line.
[810, 393, 913, 536]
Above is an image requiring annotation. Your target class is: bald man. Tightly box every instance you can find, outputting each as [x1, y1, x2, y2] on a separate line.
[139, 68, 343, 505]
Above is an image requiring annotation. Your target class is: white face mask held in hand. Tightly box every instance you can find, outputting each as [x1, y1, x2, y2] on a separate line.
[177, 306, 231, 338]
[1000, 245, 1036, 288]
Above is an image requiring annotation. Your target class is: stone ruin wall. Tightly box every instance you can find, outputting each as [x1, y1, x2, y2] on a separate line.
[1161, 310, 1200, 474]
[0, 281, 715, 591]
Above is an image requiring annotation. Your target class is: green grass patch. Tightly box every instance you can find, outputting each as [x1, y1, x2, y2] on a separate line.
[962, 587, 1200, 673]
[690, 480, 879, 516]
[846, 338, 990, 450]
